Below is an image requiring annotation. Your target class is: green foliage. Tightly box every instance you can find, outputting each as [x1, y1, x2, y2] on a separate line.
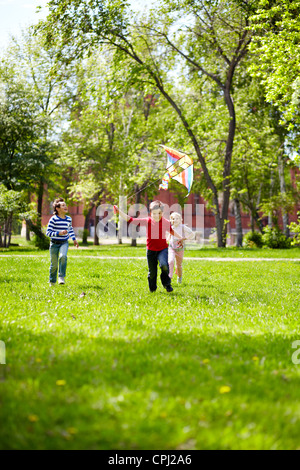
[59, 51, 178, 216]
[289, 212, 300, 247]
[0, 185, 29, 247]
[0, 72, 47, 191]
[33, 232, 50, 250]
[260, 193, 297, 224]
[82, 229, 89, 245]
[243, 231, 263, 248]
[249, 0, 300, 124]
[38, 0, 255, 247]
[262, 225, 291, 249]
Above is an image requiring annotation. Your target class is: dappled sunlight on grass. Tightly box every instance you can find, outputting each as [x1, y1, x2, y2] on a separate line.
[0, 253, 300, 449]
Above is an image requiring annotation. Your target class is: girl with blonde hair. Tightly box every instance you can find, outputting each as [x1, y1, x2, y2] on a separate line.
[167, 212, 194, 284]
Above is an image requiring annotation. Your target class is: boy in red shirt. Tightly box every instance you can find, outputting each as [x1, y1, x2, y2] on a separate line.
[114, 201, 184, 293]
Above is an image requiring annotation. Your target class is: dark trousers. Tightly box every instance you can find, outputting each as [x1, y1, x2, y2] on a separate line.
[147, 248, 171, 292]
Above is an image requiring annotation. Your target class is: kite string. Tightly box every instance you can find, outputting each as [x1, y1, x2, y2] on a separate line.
[125, 161, 193, 202]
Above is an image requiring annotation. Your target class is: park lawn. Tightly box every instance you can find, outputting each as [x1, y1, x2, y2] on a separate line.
[0, 250, 300, 449]
[2, 237, 300, 258]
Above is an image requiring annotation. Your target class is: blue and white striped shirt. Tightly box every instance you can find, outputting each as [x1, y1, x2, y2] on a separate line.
[46, 215, 76, 242]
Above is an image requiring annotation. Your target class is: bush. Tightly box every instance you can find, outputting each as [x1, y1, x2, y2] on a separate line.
[262, 226, 291, 249]
[243, 231, 263, 248]
[33, 234, 50, 250]
[82, 229, 89, 244]
[289, 212, 300, 246]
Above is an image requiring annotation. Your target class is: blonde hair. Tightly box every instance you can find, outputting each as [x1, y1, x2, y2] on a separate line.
[170, 212, 182, 223]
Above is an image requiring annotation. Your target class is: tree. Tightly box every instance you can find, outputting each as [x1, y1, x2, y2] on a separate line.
[0, 186, 29, 248]
[249, 0, 300, 125]
[0, 66, 47, 191]
[2, 29, 77, 231]
[38, 0, 253, 246]
[59, 50, 177, 245]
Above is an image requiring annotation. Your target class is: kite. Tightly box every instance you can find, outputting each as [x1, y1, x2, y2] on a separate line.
[159, 145, 194, 196]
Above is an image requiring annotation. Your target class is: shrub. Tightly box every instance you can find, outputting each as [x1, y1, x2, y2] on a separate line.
[289, 212, 300, 246]
[262, 226, 291, 249]
[82, 229, 89, 244]
[243, 231, 263, 248]
[33, 233, 50, 250]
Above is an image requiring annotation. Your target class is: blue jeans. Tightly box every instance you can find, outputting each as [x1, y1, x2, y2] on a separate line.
[147, 248, 171, 292]
[49, 241, 69, 283]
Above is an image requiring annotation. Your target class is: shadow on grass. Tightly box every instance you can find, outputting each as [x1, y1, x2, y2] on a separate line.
[0, 246, 41, 253]
[72, 284, 104, 292]
[0, 327, 299, 450]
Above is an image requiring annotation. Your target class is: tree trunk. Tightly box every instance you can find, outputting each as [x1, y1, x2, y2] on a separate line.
[219, 86, 236, 247]
[25, 218, 49, 246]
[250, 212, 255, 232]
[118, 179, 124, 244]
[278, 154, 290, 237]
[94, 202, 100, 246]
[282, 212, 289, 238]
[3, 219, 7, 247]
[268, 169, 274, 227]
[0, 226, 2, 247]
[26, 220, 31, 241]
[254, 210, 263, 233]
[26, 192, 31, 241]
[83, 205, 93, 244]
[37, 178, 44, 229]
[118, 226, 123, 244]
[7, 213, 13, 248]
[131, 187, 141, 247]
[234, 198, 243, 247]
[92, 191, 103, 246]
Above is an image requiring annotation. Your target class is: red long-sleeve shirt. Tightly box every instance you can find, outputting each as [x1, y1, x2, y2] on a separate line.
[128, 216, 174, 251]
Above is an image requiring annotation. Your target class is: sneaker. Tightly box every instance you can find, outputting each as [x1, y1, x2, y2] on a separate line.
[58, 277, 65, 285]
[165, 285, 173, 292]
[49, 282, 55, 287]
[177, 277, 182, 284]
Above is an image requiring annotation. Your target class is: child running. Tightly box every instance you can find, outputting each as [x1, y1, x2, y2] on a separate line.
[167, 212, 194, 284]
[114, 201, 184, 293]
[46, 198, 79, 286]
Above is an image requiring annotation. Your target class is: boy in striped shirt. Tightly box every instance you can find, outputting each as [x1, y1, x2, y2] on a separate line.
[46, 198, 79, 285]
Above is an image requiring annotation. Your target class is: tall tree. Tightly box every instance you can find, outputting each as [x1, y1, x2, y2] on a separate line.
[249, 0, 300, 124]
[58, 52, 168, 244]
[0, 66, 47, 191]
[38, 0, 253, 246]
[1, 28, 76, 238]
[0, 185, 29, 248]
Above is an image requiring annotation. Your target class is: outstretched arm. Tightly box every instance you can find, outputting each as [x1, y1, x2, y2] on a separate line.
[114, 206, 131, 222]
[184, 226, 195, 240]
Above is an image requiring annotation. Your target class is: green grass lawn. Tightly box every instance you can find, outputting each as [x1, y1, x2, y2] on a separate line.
[0, 245, 300, 449]
[3, 235, 300, 258]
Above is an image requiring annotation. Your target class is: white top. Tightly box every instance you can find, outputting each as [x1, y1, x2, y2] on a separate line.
[169, 223, 194, 251]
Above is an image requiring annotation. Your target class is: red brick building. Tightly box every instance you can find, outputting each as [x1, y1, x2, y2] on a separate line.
[36, 170, 300, 245]
[36, 190, 258, 245]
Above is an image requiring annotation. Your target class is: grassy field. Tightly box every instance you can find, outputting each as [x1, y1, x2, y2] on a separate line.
[0, 244, 300, 449]
[3, 235, 300, 258]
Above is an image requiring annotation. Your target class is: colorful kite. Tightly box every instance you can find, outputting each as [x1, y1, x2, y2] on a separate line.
[159, 145, 193, 196]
